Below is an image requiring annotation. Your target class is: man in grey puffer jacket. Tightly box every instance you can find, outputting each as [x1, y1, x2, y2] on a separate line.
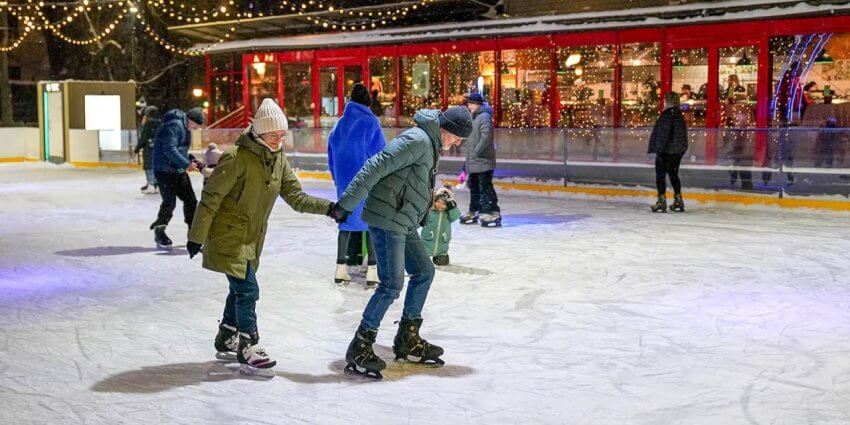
[462, 93, 501, 227]
[327, 107, 472, 378]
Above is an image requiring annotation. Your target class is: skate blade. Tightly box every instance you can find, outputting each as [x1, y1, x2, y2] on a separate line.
[344, 363, 383, 380]
[334, 279, 351, 285]
[215, 351, 237, 361]
[394, 355, 445, 368]
[156, 243, 173, 250]
[239, 364, 275, 378]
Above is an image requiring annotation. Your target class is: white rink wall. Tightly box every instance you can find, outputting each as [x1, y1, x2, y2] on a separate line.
[0, 127, 39, 160]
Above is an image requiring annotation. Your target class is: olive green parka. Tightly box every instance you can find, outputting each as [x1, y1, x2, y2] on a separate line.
[188, 129, 331, 279]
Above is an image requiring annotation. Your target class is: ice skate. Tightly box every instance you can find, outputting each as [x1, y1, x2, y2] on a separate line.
[392, 318, 444, 367]
[670, 194, 685, 213]
[459, 211, 478, 224]
[432, 255, 449, 266]
[152, 225, 173, 249]
[344, 326, 386, 380]
[237, 332, 275, 377]
[213, 323, 238, 361]
[365, 265, 379, 288]
[145, 185, 159, 195]
[651, 195, 667, 213]
[479, 212, 502, 228]
[334, 263, 352, 285]
[140, 184, 148, 193]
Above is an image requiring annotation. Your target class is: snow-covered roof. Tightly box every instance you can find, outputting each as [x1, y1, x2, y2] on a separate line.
[196, 0, 850, 54]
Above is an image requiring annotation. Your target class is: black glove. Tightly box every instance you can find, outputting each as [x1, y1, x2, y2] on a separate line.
[446, 200, 457, 210]
[187, 241, 202, 259]
[327, 202, 350, 224]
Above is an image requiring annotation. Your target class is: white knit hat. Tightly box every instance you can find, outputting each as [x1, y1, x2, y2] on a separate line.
[252, 98, 288, 134]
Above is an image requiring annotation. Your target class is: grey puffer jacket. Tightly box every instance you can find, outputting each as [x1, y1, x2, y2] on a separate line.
[339, 109, 442, 233]
[465, 104, 496, 173]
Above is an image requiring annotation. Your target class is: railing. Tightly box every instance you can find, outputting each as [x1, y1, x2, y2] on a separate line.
[114, 126, 850, 198]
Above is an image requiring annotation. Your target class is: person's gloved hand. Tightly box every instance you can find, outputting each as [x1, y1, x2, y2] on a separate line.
[327, 202, 350, 224]
[187, 241, 202, 259]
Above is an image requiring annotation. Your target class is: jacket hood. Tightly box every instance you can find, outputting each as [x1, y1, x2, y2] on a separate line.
[474, 102, 494, 118]
[237, 127, 279, 159]
[344, 101, 375, 118]
[413, 109, 442, 149]
[162, 109, 187, 126]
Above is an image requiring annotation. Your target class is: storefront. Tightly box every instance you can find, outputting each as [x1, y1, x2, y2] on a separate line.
[203, 11, 850, 166]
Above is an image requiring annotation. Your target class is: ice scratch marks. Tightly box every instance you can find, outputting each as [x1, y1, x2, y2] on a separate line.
[514, 289, 545, 311]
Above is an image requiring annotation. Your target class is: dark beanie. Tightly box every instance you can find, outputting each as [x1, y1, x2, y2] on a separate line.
[144, 105, 160, 119]
[186, 107, 206, 126]
[438, 106, 473, 138]
[467, 93, 484, 105]
[350, 82, 371, 107]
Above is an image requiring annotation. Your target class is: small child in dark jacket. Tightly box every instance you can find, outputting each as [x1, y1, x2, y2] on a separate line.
[421, 185, 461, 266]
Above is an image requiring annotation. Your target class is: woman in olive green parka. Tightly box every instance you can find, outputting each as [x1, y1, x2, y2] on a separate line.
[187, 98, 333, 371]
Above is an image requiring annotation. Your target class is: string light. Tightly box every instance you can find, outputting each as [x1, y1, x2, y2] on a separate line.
[45, 7, 129, 45]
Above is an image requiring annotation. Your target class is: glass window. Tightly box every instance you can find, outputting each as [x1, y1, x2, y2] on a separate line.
[211, 54, 235, 73]
[446, 51, 495, 106]
[320, 66, 339, 127]
[770, 34, 848, 127]
[211, 74, 232, 121]
[672, 48, 708, 127]
[556, 45, 614, 128]
[282, 63, 313, 128]
[719, 46, 758, 128]
[248, 61, 278, 112]
[344, 65, 363, 100]
[499, 48, 553, 128]
[369, 57, 397, 127]
[620, 43, 661, 127]
[400, 54, 442, 126]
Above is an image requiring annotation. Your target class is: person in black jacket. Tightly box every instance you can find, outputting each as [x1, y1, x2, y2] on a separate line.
[648, 92, 688, 213]
[135, 106, 161, 194]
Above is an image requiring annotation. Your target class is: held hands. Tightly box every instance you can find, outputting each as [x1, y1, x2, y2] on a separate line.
[327, 202, 350, 224]
[187, 241, 202, 259]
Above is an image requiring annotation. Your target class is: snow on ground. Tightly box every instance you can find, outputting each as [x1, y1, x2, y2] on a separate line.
[1, 162, 849, 425]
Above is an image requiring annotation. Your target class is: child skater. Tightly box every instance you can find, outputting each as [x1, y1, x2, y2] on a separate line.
[421, 184, 461, 266]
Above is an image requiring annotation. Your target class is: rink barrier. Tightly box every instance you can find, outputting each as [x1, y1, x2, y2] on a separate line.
[0, 157, 38, 163]
[70, 161, 141, 169]
[294, 171, 850, 212]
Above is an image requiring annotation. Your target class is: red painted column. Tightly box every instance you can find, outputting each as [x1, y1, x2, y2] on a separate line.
[276, 61, 284, 109]
[706, 47, 719, 165]
[441, 54, 448, 110]
[755, 37, 770, 166]
[612, 42, 621, 161]
[660, 38, 672, 110]
[242, 54, 250, 127]
[311, 58, 320, 129]
[494, 49, 502, 127]
[204, 55, 212, 121]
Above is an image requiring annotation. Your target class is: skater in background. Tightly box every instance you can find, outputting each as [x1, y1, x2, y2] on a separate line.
[187, 98, 335, 373]
[421, 184, 460, 266]
[201, 142, 223, 186]
[461, 93, 501, 227]
[369, 89, 384, 118]
[327, 106, 472, 379]
[135, 106, 160, 194]
[327, 82, 385, 287]
[815, 117, 841, 168]
[648, 92, 688, 213]
[150, 107, 206, 248]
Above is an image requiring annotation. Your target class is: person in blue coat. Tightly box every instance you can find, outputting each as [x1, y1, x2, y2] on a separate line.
[328, 83, 386, 287]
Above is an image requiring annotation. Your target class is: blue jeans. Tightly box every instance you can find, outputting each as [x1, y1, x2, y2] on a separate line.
[361, 226, 436, 331]
[145, 169, 157, 186]
[223, 264, 260, 334]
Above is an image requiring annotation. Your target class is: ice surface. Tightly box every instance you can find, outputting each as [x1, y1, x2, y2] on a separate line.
[1, 162, 850, 424]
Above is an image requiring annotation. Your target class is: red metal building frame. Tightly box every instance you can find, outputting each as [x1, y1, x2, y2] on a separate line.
[210, 14, 850, 164]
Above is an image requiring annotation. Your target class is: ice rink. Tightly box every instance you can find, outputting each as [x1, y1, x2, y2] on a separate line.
[1, 162, 849, 425]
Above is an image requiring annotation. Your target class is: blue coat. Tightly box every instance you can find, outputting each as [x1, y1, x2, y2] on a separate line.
[152, 109, 191, 173]
[328, 102, 386, 231]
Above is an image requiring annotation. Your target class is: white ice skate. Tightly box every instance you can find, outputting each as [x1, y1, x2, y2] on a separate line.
[335, 264, 352, 285]
[237, 332, 276, 378]
[366, 265, 379, 288]
[145, 185, 159, 195]
[479, 213, 502, 228]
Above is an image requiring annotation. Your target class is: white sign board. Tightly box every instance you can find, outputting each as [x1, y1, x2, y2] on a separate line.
[84, 95, 122, 151]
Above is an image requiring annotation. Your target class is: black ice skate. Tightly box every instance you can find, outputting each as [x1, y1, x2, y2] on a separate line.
[459, 212, 478, 224]
[152, 225, 173, 249]
[651, 195, 667, 213]
[432, 255, 449, 266]
[344, 326, 386, 379]
[670, 194, 685, 213]
[237, 332, 276, 377]
[479, 212, 502, 228]
[214, 323, 238, 361]
[392, 318, 444, 366]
